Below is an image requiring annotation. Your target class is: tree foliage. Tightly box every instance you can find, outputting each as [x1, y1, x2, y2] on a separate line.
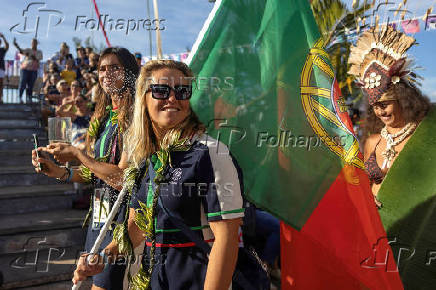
[71, 36, 105, 53]
[310, 0, 370, 102]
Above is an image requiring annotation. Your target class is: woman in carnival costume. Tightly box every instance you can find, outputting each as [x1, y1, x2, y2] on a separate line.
[348, 25, 435, 288]
[32, 47, 139, 290]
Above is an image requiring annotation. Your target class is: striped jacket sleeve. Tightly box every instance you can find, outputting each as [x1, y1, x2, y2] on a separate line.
[197, 137, 245, 222]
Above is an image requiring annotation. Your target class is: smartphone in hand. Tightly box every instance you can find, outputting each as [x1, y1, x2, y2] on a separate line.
[32, 133, 44, 171]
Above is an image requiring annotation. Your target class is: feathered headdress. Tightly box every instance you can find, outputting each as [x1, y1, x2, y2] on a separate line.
[348, 25, 416, 105]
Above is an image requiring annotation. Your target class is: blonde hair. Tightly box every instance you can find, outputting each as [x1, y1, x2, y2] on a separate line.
[125, 60, 205, 167]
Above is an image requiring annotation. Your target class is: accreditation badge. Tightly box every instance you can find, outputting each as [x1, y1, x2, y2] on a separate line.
[92, 188, 110, 230]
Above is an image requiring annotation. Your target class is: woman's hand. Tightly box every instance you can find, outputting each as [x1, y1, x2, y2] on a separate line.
[72, 253, 105, 285]
[46, 143, 78, 163]
[32, 148, 65, 178]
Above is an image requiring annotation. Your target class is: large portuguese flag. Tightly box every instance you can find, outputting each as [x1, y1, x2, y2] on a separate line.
[187, 0, 403, 289]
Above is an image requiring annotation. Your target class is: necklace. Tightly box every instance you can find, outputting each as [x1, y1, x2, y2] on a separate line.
[380, 122, 416, 169]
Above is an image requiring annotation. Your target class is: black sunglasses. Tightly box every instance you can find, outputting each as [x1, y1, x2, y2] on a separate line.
[147, 84, 192, 100]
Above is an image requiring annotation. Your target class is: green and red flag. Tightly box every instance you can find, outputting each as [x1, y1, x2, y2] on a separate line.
[376, 109, 436, 288]
[187, 0, 403, 288]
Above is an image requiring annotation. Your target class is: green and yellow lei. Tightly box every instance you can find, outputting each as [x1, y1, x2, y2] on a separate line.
[116, 133, 191, 289]
[79, 105, 119, 183]
[80, 106, 121, 227]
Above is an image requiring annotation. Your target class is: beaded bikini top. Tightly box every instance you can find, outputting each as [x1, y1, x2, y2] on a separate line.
[364, 138, 386, 185]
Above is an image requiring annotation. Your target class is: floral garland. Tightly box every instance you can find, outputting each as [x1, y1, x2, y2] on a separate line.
[112, 166, 140, 256]
[87, 118, 101, 139]
[80, 106, 121, 226]
[80, 105, 119, 183]
[79, 156, 107, 184]
[127, 134, 191, 289]
[88, 105, 119, 139]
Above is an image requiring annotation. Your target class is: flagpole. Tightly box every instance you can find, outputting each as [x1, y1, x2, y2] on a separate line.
[152, 0, 163, 59]
[91, 0, 111, 47]
[146, 0, 153, 59]
[71, 186, 129, 290]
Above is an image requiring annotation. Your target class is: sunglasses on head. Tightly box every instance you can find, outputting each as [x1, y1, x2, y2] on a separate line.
[147, 84, 192, 100]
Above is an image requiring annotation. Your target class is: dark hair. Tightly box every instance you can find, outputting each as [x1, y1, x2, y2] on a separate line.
[49, 62, 60, 73]
[99, 47, 139, 95]
[85, 47, 139, 156]
[362, 81, 431, 142]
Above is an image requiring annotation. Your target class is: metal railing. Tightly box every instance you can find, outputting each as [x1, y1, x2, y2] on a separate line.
[1, 60, 44, 104]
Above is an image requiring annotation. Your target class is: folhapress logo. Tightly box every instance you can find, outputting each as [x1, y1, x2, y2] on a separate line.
[9, 2, 165, 38]
[9, 2, 64, 38]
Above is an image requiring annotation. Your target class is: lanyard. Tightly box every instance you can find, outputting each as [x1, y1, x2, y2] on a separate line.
[98, 110, 117, 158]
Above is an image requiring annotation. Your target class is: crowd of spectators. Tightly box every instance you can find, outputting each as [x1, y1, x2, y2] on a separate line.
[38, 44, 147, 150]
[0, 35, 97, 149]
[37, 42, 100, 208]
[40, 42, 98, 148]
[1, 38, 150, 211]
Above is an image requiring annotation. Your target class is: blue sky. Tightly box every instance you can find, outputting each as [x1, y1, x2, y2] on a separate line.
[1, 0, 434, 99]
[0, 0, 213, 59]
[342, 0, 436, 100]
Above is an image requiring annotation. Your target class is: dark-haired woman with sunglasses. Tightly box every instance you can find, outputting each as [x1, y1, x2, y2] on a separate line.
[73, 60, 244, 289]
[32, 47, 139, 290]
